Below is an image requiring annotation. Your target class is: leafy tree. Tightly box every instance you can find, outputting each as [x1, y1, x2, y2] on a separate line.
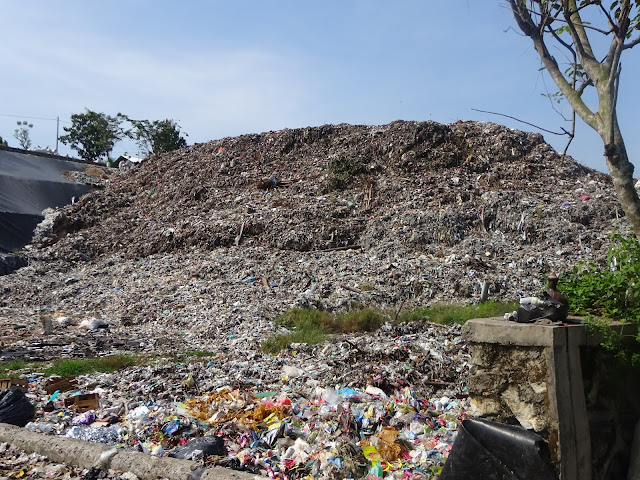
[131, 119, 187, 156]
[508, 0, 640, 240]
[0, 135, 7, 147]
[14, 121, 33, 150]
[59, 109, 130, 163]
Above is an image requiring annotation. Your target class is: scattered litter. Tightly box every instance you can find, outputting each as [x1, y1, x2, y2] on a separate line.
[0, 120, 632, 478]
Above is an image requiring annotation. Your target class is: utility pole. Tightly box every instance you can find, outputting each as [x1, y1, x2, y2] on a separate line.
[55, 116, 59, 154]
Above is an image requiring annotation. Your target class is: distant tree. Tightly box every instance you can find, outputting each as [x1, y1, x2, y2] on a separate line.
[508, 0, 640, 240]
[0, 135, 7, 147]
[131, 119, 188, 156]
[59, 109, 130, 163]
[13, 121, 33, 150]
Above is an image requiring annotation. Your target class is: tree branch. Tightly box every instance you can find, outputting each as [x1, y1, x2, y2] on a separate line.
[623, 33, 640, 50]
[509, 0, 600, 130]
[470, 108, 569, 136]
[576, 79, 593, 96]
[563, 0, 604, 79]
[609, 63, 622, 146]
[508, 0, 601, 130]
[561, 109, 576, 158]
[547, 23, 577, 58]
[598, 3, 617, 33]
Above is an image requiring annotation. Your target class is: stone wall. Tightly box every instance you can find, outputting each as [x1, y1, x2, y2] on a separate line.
[467, 342, 559, 475]
[464, 317, 640, 480]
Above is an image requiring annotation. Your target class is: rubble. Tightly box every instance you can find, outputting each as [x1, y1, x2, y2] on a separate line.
[0, 120, 633, 478]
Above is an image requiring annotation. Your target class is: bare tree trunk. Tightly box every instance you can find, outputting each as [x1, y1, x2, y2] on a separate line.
[603, 123, 640, 241]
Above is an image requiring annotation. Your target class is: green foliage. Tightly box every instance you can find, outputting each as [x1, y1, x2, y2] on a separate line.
[131, 118, 187, 156]
[608, 0, 640, 36]
[261, 301, 518, 353]
[0, 135, 8, 147]
[45, 354, 137, 376]
[559, 234, 640, 322]
[13, 120, 33, 150]
[359, 282, 375, 291]
[60, 109, 130, 162]
[326, 154, 363, 191]
[0, 360, 30, 377]
[398, 300, 519, 325]
[560, 234, 640, 364]
[184, 349, 216, 358]
[333, 308, 387, 332]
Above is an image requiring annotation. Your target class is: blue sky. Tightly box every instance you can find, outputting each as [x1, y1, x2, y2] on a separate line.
[0, 1, 638, 174]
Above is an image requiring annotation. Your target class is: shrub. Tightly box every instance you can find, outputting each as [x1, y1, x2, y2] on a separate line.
[559, 233, 640, 322]
[559, 233, 640, 363]
[326, 154, 363, 191]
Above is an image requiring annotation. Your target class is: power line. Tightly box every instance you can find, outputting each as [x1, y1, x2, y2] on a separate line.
[0, 113, 71, 124]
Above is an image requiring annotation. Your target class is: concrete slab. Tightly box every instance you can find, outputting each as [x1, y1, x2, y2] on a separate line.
[0, 423, 256, 480]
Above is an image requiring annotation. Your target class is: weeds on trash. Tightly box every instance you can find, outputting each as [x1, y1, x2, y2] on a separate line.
[398, 300, 519, 325]
[44, 355, 138, 376]
[263, 302, 518, 353]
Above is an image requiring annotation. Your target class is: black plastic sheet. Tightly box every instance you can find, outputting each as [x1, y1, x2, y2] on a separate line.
[0, 387, 36, 427]
[440, 418, 556, 480]
[0, 148, 89, 253]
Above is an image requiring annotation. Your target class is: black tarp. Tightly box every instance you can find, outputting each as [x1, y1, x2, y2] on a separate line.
[0, 148, 90, 253]
[440, 418, 557, 480]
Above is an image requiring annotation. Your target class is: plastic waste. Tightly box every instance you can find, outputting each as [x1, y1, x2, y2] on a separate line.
[72, 410, 96, 425]
[282, 365, 304, 378]
[65, 425, 122, 443]
[81, 467, 109, 480]
[515, 293, 568, 323]
[168, 435, 226, 460]
[25, 421, 53, 434]
[0, 387, 35, 427]
[0, 254, 28, 276]
[439, 418, 556, 480]
[79, 317, 108, 330]
[55, 316, 75, 326]
[368, 460, 384, 478]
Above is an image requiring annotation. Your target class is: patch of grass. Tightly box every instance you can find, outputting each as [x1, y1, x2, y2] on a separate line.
[45, 354, 138, 377]
[397, 307, 431, 323]
[262, 308, 331, 354]
[262, 307, 389, 353]
[0, 360, 31, 377]
[46, 359, 94, 377]
[333, 308, 388, 333]
[89, 355, 138, 372]
[275, 307, 333, 330]
[262, 327, 329, 354]
[262, 301, 519, 354]
[184, 350, 216, 358]
[360, 282, 375, 292]
[398, 300, 519, 325]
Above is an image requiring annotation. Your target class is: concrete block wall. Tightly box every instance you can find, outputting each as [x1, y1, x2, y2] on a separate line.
[463, 318, 639, 480]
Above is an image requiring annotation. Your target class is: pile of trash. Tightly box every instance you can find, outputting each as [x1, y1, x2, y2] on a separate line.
[1, 121, 631, 358]
[4, 323, 469, 479]
[0, 119, 634, 478]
